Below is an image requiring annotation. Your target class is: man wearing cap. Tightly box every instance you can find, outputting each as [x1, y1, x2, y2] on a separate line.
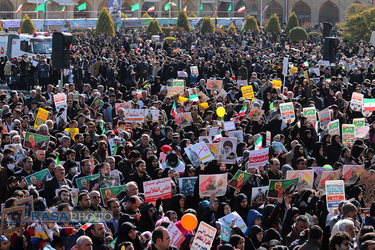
[5, 175, 26, 201]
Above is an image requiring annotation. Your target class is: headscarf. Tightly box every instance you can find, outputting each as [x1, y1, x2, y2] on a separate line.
[115, 222, 143, 250]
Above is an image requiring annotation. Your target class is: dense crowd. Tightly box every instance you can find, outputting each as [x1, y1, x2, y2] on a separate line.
[0, 24, 375, 250]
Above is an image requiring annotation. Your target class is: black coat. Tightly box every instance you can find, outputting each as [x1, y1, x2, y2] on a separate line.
[44, 176, 73, 207]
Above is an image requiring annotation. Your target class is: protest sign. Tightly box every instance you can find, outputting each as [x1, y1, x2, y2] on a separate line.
[309, 68, 320, 76]
[286, 170, 314, 191]
[100, 185, 126, 207]
[199, 136, 212, 144]
[217, 89, 227, 99]
[23, 132, 50, 150]
[279, 102, 295, 123]
[190, 66, 198, 76]
[342, 124, 355, 147]
[328, 120, 340, 136]
[90, 97, 104, 110]
[185, 141, 214, 165]
[173, 79, 185, 87]
[223, 121, 236, 131]
[251, 186, 268, 208]
[4, 144, 26, 163]
[167, 222, 185, 248]
[353, 118, 366, 127]
[34, 108, 49, 128]
[64, 128, 79, 141]
[241, 85, 254, 100]
[124, 109, 144, 123]
[175, 112, 192, 127]
[198, 91, 209, 103]
[282, 57, 289, 76]
[144, 177, 172, 203]
[199, 173, 227, 197]
[326, 180, 345, 215]
[318, 108, 331, 130]
[289, 67, 298, 75]
[25, 169, 52, 191]
[54, 93, 67, 121]
[207, 143, 220, 159]
[220, 138, 237, 164]
[303, 107, 316, 125]
[228, 130, 244, 142]
[179, 177, 197, 196]
[343, 165, 364, 185]
[303, 70, 310, 83]
[355, 126, 369, 139]
[218, 211, 247, 234]
[318, 171, 340, 190]
[1, 206, 25, 238]
[191, 222, 217, 250]
[144, 109, 159, 123]
[221, 226, 232, 242]
[207, 79, 223, 91]
[75, 174, 100, 191]
[350, 92, 363, 112]
[247, 108, 264, 121]
[228, 170, 252, 189]
[14, 196, 34, 219]
[115, 102, 132, 114]
[177, 71, 188, 78]
[236, 79, 248, 88]
[311, 167, 327, 187]
[248, 147, 269, 169]
[266, 131, 271, 147]
[272, 79, 282, 89]
[268, 178, 298, 199]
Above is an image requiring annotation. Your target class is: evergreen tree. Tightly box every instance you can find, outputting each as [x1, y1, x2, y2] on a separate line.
[265, 13, 281, 33]
[146, 19, 162, 35]
[243, 15, 259, 33]
[177, 9, 191, 32]
[0, 22, 3, 32]
[21, 14, 36, 34]
[200, 16, 214, 34]
[142, 12, 151, 18]
[228, 22, 236, 33]
[285, 12, 299, 34]
[121, 12, 128, 18]
[189, 12, 197, 18]
[289, 27, 308, 42]
[95, 8, 115, 37]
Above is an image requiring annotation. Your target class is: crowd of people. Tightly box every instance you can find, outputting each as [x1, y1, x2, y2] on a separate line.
[0, 22, 374, 250]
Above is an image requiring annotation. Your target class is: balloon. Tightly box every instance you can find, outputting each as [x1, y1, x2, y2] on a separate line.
[323, 164, 332, 170]
[181, 213, 198, 231]
[216, 107, 226, 117]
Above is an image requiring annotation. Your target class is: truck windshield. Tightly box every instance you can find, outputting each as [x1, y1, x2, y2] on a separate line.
[32, 38, 52, 54]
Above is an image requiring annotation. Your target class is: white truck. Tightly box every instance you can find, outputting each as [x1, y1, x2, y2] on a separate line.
[0, 31, 52, 59]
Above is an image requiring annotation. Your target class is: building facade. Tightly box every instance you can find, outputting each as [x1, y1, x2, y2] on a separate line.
[0, 0, 366, 26]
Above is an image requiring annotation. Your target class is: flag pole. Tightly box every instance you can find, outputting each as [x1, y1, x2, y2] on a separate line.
[260, 0, 262, 26]
[44, 2, 47, 31]
[232, 0, 234, 19]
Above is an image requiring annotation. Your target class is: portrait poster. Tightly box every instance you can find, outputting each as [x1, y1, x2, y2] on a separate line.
[109, 0, 122, 23]
[248, 147, 269, 169]
[191, 222, 217, 250]
[268, 178, 299, 199]
[1, 206, 25, 238]
[218, 211, 247, 234]
[236, 79, 248, 88]
[310, 167, 327, 187]
[228, 130, 244, 142]
[115, 102, 132, 114]
[23, 132, 50, 150]
[326, 180, 345, 215]
[143, 177, 172, 203]
[207, 79, 223, 91]
[199, 173, 227, 197]
[279, 102, 295, 123]
[328, 119, 340, 136]
[199, 136, 212, 144]
[350, 92, 363, 112]
[75, 174, 100, 191]
[286, 170, 314, 191]
[185, 141, 214, 165]
[34, 108, 49, 128]
[4, 144, 26, 163]
[100, 185, 126, 207]
[144, 109, 159, 123]
[220, 138, 237, 164]
[247, 108, 264, 121]
[223, 121, 236, 131]
[221, 226, 231, 242]
[14, 196, 34, 220]
[318, 108, 331, 130]
[175, 112, 192, 127]
[228, 170, 252, 189]
[342, 165, 364, 185]
[251, 186, 269, 208]
[207, 143, 220, 159]
[25, 169, 52, 191]
[179, 177, 197, 196]
[318, 170, 340, 190]
[90, 97, 104, 110]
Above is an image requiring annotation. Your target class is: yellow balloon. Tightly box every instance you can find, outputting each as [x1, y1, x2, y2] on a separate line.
[216, 107, 226, 117]
[181, 213, 198, 231]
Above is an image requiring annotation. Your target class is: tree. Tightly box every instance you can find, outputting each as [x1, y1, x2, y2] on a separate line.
[21, 14, 36, 34]
[228, 22, 236, 33]
[289, 27, 308, 42]
[177, 9, 190, 32]
[146, 19, 162, 35]
[121, 12, 128, 18]
[265, 13, 281, 33]
[341, 7, 375, 41]
[0, 22, 3, 32]
[189, 12, 197, 18]
[200, 16, 214, 34]
[142, 12, 151, 18]
[285, 12, 299, 34]
[95, 8, 115, 37]
[243, 15, 259, 33]
[346, 2, 369, 19]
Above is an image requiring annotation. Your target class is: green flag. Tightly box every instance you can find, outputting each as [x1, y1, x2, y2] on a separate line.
[56, 156, 60, 165]
[164, 3, 171, 11]
[198, 4, 203, 13]
[77, 2, 87, 11]
[131, 3, 140, 11]
[35, 1, 49, 12]
[228, 4, 232, 12]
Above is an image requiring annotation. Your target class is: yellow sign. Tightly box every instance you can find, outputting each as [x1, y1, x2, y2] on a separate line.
[272, 80, 282, 89]
[199, 102, 209, 110]
[178, 96, 188, 105]
[64, 128, 79, 142]
[241, 85, 254, 100]
[289, 67, 298, 75]
[34, 108, 49, 128]
[303, 70, 310, 83]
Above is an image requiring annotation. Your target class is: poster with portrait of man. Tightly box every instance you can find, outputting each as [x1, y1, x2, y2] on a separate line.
[25, 169, 52, 191]
[1, 206, 25, 238]
[109, 0, 122, 24]
[220, 138, 237, 164]
[268, 178, 298, 199]
[75, 174, 100, 191]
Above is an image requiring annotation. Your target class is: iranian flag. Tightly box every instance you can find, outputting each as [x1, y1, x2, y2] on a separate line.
[171, 101, 177, 118]
[16, 3, 23, 14]
[237, 5, 246, 13]
[261, 5, 268, 14]
[363, 99, 375, 111]
[147, 5, 155, 12]
[184, 5, 187, 13]
[190, 94, 199, 103]
[313, 121, 319, 133]
[60, 5, 66, 13]
[212, 131, 222, 142]
[238, 104, 247, 116]
[302, 61, 309, 67]
[215, 6, 217, 15]
[254, 135, 262, 150]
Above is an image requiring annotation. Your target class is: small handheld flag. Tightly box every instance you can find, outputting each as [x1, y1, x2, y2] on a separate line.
[254, 135, 262, 150]
[238, 104, 247, 116]
[16, 4, 23, 14]
[171, 101, 177, 119]
[302, 61, 309, 67]
[60, 5, 66, 13]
